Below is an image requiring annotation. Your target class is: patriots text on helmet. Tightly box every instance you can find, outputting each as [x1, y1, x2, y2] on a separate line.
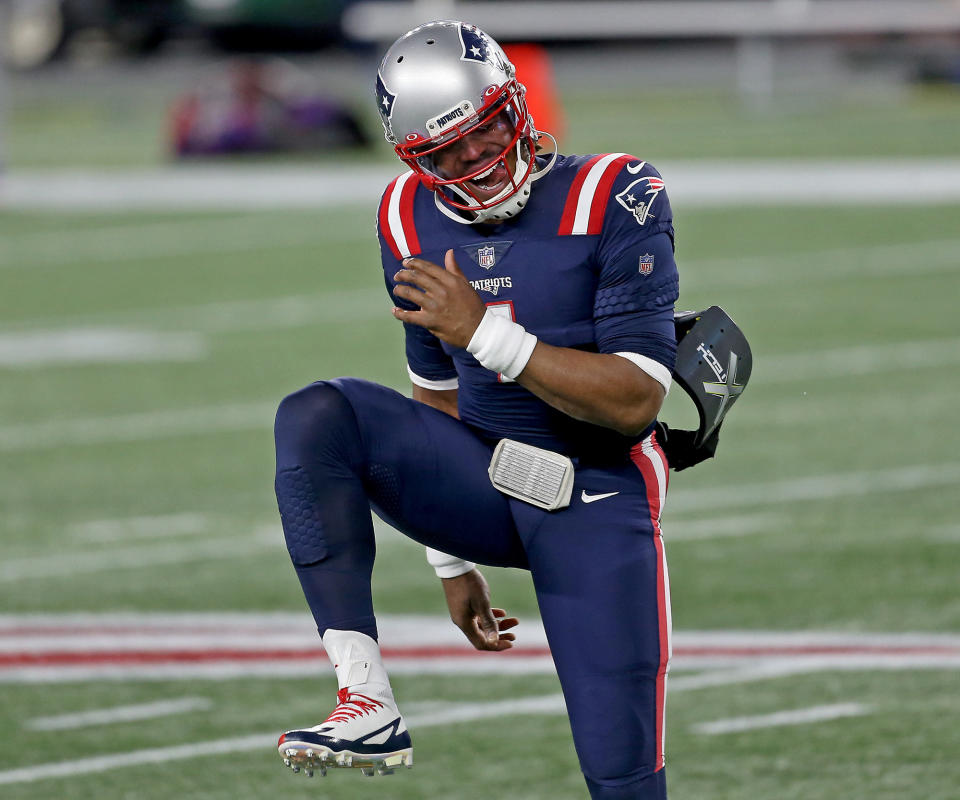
[427, 102, 476, 134]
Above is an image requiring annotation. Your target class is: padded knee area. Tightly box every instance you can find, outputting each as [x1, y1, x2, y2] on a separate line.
[274, 381, 363, 471]
[274, 382, 366, 567]
[276, 465, 328, 566]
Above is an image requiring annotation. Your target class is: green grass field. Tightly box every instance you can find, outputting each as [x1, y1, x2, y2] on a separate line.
[2, 65, 960, 799]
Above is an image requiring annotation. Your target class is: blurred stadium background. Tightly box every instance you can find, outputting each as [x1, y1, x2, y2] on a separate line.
[2, 1, 960, 798]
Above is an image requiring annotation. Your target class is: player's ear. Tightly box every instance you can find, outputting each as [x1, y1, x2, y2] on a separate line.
[444, 249, 464, 276]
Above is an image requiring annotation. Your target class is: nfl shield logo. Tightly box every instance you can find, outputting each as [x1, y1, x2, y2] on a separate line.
[478, 245, 496, 269]
[639, 254, 654, 275]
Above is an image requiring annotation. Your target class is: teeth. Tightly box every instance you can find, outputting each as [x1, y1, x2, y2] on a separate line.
[474, 163, 498, 180]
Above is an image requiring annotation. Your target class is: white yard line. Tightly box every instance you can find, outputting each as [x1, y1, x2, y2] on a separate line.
[5, 649, 960, 685]
[0, 328, 207, 368]
[686, 237, 960, 290]
[669, 462, 960, 513]
[746, 386, 954, 428]
[0, 401, 278, 452]
[0, 215, 369, 270]
[2, 330, 958, 451]
[0, 287, 388, 336]
[69, 513, 212, 543]
[2, 617, 958, 682]
[24, 698, 213, 731]
[3, 234, 956, 334]
[0, 527, 281, 583]
[4, 159, 960, 212]
[0, 732, 275, 786]
[665, 513, 784, 541]
[692, 702, 871, 735]
[0, 659, 560, 683]
[922, 524, 960, 543]
[760, 337, 960, 383]
[0, 164, 395, 212]
[0, 694, 569, 786]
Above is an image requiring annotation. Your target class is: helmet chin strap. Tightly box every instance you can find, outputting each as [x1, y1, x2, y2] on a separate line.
[434, 131, 558, 225]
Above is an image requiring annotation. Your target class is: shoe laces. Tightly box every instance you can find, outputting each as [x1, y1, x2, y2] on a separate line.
[324, 688, 384, 723]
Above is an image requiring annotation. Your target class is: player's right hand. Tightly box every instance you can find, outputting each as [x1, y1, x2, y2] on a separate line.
[440, 568, 518, 652]
[391, 250, 487, 348]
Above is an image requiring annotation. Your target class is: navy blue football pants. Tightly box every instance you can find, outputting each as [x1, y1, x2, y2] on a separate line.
[274, 378, 671, 799]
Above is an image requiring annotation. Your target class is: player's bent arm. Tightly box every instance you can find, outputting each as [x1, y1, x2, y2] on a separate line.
[411, 383, 459, 419]
[409, 382, 478, 579]
[394, 251, 666, 436]
[515, 343, 666, 436]
[409, 382, 515, 651]
[464, 303, 665, 434]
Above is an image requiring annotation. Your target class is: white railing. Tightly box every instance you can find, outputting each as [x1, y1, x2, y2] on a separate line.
[343, 0, 960, 104]
[343, 1, 960, 41]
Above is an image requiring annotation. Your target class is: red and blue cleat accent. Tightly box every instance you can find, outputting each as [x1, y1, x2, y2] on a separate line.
[278, 687, 413, 778]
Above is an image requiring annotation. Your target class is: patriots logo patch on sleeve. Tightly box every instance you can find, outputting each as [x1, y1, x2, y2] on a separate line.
[616, 176, 665, 227]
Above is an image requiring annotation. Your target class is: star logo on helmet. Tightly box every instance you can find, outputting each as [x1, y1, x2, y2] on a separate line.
[376, 72, 396, 119]
[460, 25, 490, 63]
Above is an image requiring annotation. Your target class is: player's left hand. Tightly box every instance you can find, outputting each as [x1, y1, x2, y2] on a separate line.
[440, 568, 519, 652]
[392, 249, 487, 349]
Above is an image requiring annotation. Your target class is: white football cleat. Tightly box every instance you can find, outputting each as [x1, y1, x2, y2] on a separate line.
[278, 686, 413, 777]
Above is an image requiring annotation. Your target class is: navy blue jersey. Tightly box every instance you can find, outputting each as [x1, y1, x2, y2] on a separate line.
[377, 153, 679, 459]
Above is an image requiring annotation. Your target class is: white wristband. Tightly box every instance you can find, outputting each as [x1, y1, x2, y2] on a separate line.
[466, 309, 538, 380]
[425, 547, 476, 579]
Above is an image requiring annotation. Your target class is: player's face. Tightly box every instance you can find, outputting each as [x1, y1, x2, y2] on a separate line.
[431, 112, 517, 201]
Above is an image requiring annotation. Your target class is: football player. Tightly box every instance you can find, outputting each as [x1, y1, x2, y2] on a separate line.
[275, 20, 681, 799]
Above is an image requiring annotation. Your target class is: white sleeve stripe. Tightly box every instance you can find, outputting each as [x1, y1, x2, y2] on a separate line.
[408, 366, 459, 391]
[614, 352, 672, 394]
[387, 170, 415, 259]
[572, 152, 626, 235]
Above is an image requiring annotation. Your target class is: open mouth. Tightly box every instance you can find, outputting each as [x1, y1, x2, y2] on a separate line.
[469, 161, 509, 194]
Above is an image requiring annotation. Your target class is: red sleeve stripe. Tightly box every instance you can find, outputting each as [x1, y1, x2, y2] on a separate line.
[586, 154, 635, 235]
[380, 170, 421, 260]
[557, 154, 605, 236]
[557, 152, 628, 236]
[378, 175, 402, 261]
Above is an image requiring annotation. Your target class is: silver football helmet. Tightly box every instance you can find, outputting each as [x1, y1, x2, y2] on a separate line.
[376, 20, 556, 224]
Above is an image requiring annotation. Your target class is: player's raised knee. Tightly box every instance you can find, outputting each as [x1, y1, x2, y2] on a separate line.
[274, 381, 360, 466]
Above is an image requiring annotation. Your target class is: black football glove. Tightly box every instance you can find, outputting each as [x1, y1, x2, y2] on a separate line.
[655, 421, 720, 471]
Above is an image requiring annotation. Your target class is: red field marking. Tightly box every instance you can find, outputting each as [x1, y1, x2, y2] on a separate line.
[2, 643, 959, 669]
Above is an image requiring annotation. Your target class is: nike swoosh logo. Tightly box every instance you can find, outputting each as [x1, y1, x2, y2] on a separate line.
[581, 490, 620, 504]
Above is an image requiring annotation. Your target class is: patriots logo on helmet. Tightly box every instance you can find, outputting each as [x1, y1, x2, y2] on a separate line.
[459, 25, 490, 63]
[616, 176, 665, 227]
[376, 72, 396, 120]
